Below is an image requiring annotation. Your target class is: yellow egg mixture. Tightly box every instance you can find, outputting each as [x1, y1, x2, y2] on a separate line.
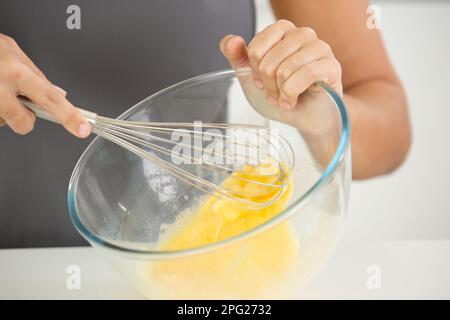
[149, 164, 300, 299]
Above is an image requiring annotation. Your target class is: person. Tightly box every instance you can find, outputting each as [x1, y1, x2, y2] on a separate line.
[0, 0, 411, 248]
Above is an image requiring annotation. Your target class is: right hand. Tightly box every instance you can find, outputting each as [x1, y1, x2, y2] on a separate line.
[0, 34, 91, 137]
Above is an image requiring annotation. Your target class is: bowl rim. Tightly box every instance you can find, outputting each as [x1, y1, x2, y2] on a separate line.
[67, 68, 351, 259]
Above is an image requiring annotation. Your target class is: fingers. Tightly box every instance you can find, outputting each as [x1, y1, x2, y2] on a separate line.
[53, 85, 67, 96]
[275, 40, 334, 95]
[238, 20, 342, 109]
[10, 42, 68, 96]
[257, 27, 318, 99]
[6, 37, 68, 96]
[220, 35, 250, 69]
[0, 93, 36, 135]
[278, 58, 341, 109]
[247, 20, 296, 76]
[220, 34, 265, 87]
[0, 34, 82, 137]
[0, 34, 45, 80]
[13, 66, 91, 137]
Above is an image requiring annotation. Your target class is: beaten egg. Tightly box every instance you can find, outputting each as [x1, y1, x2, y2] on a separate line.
[147, 164, 300, 298]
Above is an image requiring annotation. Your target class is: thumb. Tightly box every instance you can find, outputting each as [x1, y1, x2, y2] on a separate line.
[220, 35, 250, 69]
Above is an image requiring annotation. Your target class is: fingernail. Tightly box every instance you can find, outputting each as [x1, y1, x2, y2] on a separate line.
[53, 85, 67, 96]
[78, 122, 91, 138]
[280, 99, 292, 110]
[254, 79, 264, 89]
[268, 96, 278, 106]
[225, 35, 237, 50]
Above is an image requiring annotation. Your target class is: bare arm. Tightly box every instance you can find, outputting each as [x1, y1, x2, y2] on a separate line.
[271, 0, 412, 178]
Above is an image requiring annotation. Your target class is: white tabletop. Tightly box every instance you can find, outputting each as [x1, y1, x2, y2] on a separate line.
[1, 239, 449, 299]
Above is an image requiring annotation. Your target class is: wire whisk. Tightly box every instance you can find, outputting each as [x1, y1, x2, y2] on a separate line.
[20, 97, 294, 208]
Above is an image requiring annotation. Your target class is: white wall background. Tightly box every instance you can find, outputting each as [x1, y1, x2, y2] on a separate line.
[254, 0, 450, 241]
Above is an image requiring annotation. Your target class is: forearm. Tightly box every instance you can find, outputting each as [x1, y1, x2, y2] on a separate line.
[267, 0, 412, 178]
[344, 79, 411, 179]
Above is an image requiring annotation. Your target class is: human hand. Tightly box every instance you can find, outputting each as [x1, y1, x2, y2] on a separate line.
[0, 34, 91, 137]
[220, 20, 343, 130]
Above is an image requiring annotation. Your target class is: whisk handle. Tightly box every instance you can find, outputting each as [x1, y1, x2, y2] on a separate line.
[19, 97, 97, 124]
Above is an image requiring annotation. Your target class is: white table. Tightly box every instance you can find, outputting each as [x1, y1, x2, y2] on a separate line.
[1, 240, 449, 299]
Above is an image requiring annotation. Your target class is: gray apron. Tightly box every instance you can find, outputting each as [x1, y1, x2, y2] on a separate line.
[0, 0, 255, 248]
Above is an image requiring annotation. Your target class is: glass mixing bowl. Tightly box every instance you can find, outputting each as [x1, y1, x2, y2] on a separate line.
[68, 68, 351, 299]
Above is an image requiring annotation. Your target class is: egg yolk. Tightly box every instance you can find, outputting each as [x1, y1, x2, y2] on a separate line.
[150, 164, 299, 299]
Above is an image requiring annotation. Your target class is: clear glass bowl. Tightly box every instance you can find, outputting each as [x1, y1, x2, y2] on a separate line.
[68, 68, 351, 299]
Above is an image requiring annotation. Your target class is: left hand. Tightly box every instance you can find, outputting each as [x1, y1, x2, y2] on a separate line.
[220, 19, 343, 111]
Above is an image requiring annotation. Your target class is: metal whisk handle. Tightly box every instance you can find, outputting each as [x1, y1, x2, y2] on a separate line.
[19, 97, 98, 125]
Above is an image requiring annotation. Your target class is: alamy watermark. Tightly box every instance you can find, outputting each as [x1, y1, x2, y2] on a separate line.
[169, 121, 283, 168]
[366, 264, 382, 290]
[66, 5, 81, 30]
[367, 5, 382, 30]
[66, 264, 81, 290]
